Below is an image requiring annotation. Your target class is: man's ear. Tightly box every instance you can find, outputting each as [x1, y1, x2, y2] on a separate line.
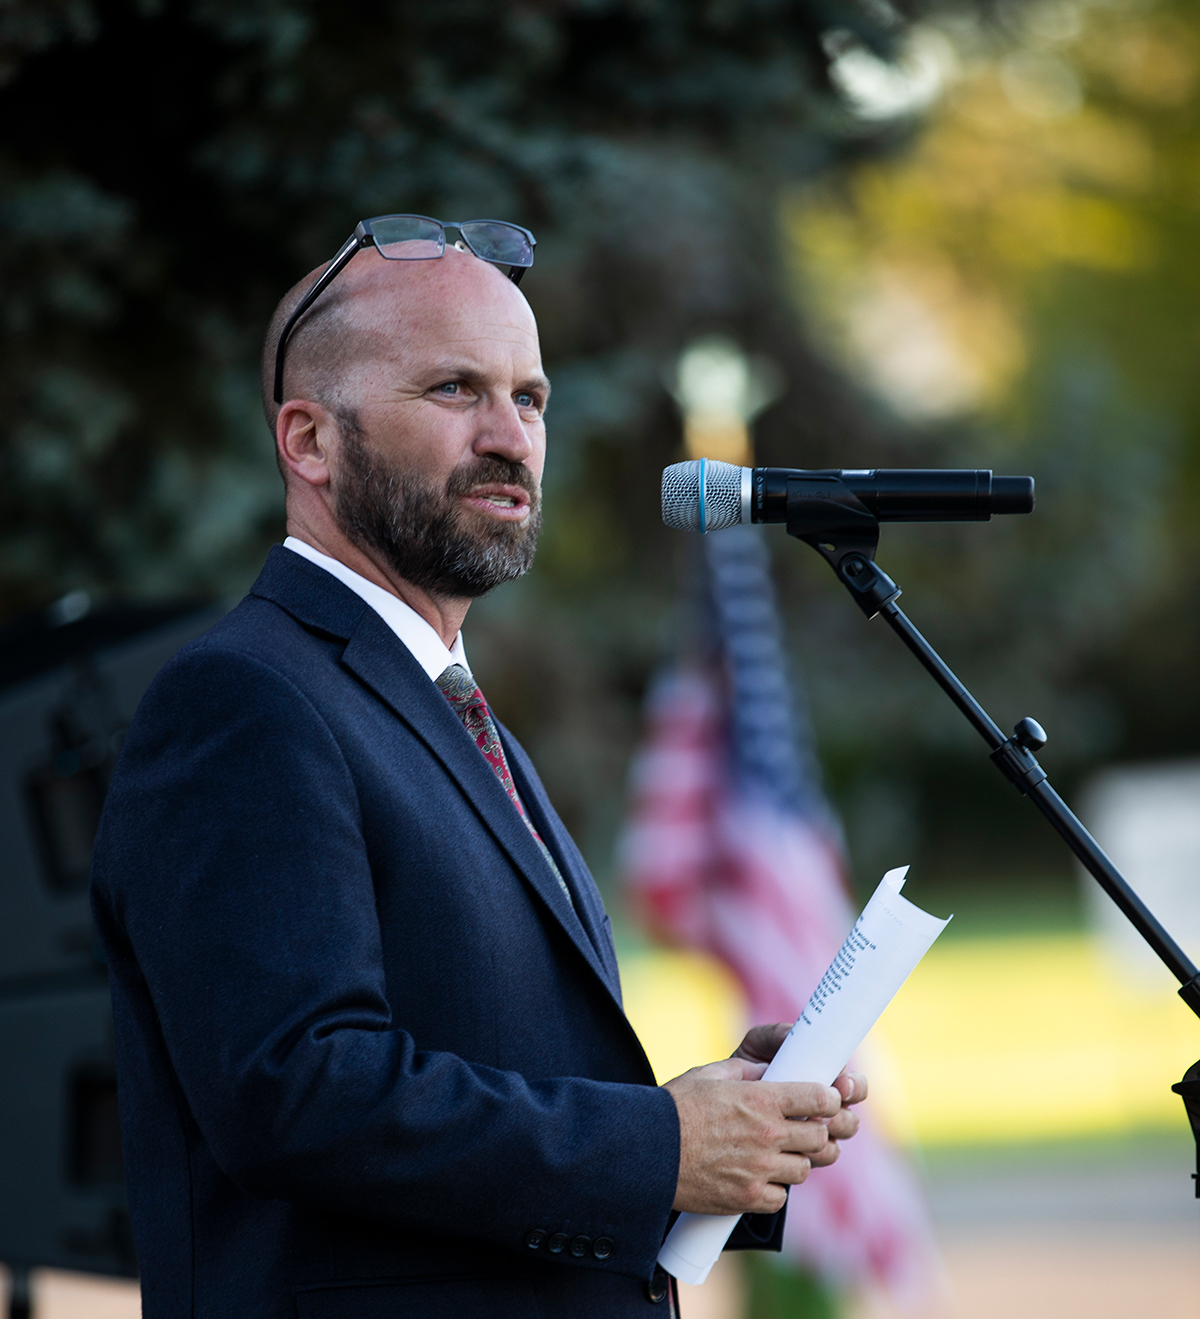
[277, 399, 337, 489]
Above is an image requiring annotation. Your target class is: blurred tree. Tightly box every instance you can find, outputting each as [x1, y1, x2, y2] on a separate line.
[782, 0, 1200, 903]
[0, 0, 962, 866]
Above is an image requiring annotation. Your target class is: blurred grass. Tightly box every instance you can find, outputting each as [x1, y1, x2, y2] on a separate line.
[870, 926, 1197, 1146]
[913, 1124, 1195, 1175]
[617, 882, 1198, 1148]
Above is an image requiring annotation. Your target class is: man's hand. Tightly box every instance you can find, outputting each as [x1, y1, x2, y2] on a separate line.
[662, 1023, 868, 1216]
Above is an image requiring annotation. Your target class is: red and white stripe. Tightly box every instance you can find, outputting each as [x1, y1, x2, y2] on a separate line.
[622, 665, 942, 1308]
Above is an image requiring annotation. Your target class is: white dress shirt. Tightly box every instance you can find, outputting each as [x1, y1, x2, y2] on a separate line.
[283, 537, 470, 682]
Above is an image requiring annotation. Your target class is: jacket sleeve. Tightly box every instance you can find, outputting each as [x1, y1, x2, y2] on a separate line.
[91, 644, 681, 1281]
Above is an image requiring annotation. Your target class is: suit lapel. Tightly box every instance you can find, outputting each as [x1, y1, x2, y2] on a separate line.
[499, 727, 623, 997]
[247, 550, 621, 1005]
[339, 624, 623, 1005]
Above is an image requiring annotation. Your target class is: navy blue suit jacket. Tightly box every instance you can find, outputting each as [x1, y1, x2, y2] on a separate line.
[91, 547, 780, 1318]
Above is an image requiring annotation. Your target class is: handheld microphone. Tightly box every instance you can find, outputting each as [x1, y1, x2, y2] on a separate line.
[661, 458, 1035, 533]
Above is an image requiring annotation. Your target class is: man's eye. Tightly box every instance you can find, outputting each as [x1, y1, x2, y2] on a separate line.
[436, 382, 460, 395]
[515, 392, 535, 408]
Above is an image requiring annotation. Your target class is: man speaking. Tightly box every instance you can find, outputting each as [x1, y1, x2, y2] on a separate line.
[91, 215, 866, 1318]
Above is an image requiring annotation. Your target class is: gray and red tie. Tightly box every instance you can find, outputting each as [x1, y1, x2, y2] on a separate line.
[436, 664, 575, 911]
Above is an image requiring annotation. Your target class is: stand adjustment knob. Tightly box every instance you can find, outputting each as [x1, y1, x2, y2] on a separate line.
[1014, 717, 1047, 751]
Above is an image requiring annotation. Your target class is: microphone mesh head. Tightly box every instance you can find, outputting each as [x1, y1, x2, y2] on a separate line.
[661, 459, 746, 532]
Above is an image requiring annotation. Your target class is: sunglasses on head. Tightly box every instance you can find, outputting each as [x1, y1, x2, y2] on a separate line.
[272, 214, 537, 404]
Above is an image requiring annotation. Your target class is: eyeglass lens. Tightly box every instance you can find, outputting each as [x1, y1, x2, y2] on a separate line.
[371, 216, 446, 260]
[458, 221, 533, 268]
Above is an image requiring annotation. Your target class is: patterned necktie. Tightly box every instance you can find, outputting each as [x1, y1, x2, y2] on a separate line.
[435, 664, 575, 911]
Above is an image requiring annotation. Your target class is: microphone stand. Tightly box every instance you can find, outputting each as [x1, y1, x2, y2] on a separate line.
[777, 478, 1200, 1195]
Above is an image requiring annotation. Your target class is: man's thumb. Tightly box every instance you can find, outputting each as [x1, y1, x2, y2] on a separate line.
[693, 1057, 767, 1082]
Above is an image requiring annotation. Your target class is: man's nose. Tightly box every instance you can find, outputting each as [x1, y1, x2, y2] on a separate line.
[472, 397, 534, 464]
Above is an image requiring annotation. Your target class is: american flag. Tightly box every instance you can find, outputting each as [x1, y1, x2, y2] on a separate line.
[620, 524, 941, 1307]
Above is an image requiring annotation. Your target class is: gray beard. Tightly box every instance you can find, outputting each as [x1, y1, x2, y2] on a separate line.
[332, 420, 542, 599]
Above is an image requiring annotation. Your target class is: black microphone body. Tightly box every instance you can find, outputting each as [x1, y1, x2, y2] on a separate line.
[659, 459, 1035, 535]
[751, 467, 1034, 525]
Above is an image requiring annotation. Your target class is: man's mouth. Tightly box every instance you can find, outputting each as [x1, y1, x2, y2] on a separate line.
[460, 483, 533, 521]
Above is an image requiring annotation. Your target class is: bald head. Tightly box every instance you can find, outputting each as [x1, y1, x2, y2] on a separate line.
[261, 246, 537, 437]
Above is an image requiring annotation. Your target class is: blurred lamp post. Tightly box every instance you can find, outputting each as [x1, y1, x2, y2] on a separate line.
[672, 335, 783, 466]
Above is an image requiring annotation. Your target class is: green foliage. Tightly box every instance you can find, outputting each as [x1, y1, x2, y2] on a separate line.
[776, 0, 1200, 893]
[0, 0, 960, 874]
[0, 0, 927, 608]
[746, 1253, 841, 1319]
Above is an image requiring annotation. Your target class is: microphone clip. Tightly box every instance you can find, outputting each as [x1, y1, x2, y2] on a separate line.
[784, 475, 900, 618]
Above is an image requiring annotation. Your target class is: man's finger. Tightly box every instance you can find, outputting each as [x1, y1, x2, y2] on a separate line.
[777, 1119, 830, 1157]
[754, 1183, 792, 1214]
[808, 1139, 840, 1169]
[833, 1070, 868, 1105]
[764, 1153, 813, 1187]
[826, 1106, 860, 1142]
[767, 1081, 843, 1120]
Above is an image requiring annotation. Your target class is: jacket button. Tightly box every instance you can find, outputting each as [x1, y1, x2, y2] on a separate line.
[646, 1266, 670, 1303]
[547, 1232, 569, 1254]
[524, 1229, 547, 1250]
[593, 1236, 614, 1260]
[569, 1235, 591, 1258]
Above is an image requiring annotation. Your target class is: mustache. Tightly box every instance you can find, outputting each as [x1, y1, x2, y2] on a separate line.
[445, 457, 539, 503]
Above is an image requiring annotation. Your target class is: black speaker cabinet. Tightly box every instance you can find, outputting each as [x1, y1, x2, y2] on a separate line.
[0, 599, 223, 1280]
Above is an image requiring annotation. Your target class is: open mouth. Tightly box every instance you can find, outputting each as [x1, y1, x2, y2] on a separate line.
[460, 483, 533, 520]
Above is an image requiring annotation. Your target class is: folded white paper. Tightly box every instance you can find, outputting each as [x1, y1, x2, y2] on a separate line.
[657, 866, 950, 1286]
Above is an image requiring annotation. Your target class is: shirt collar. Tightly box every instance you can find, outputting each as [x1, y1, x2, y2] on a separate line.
[283, 537, 469, 683]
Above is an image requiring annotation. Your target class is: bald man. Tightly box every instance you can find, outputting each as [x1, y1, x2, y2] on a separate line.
[91, 221, 865, 1319]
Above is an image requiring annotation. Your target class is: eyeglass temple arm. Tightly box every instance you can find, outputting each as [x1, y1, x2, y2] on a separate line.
[272, 231, 369, 404]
